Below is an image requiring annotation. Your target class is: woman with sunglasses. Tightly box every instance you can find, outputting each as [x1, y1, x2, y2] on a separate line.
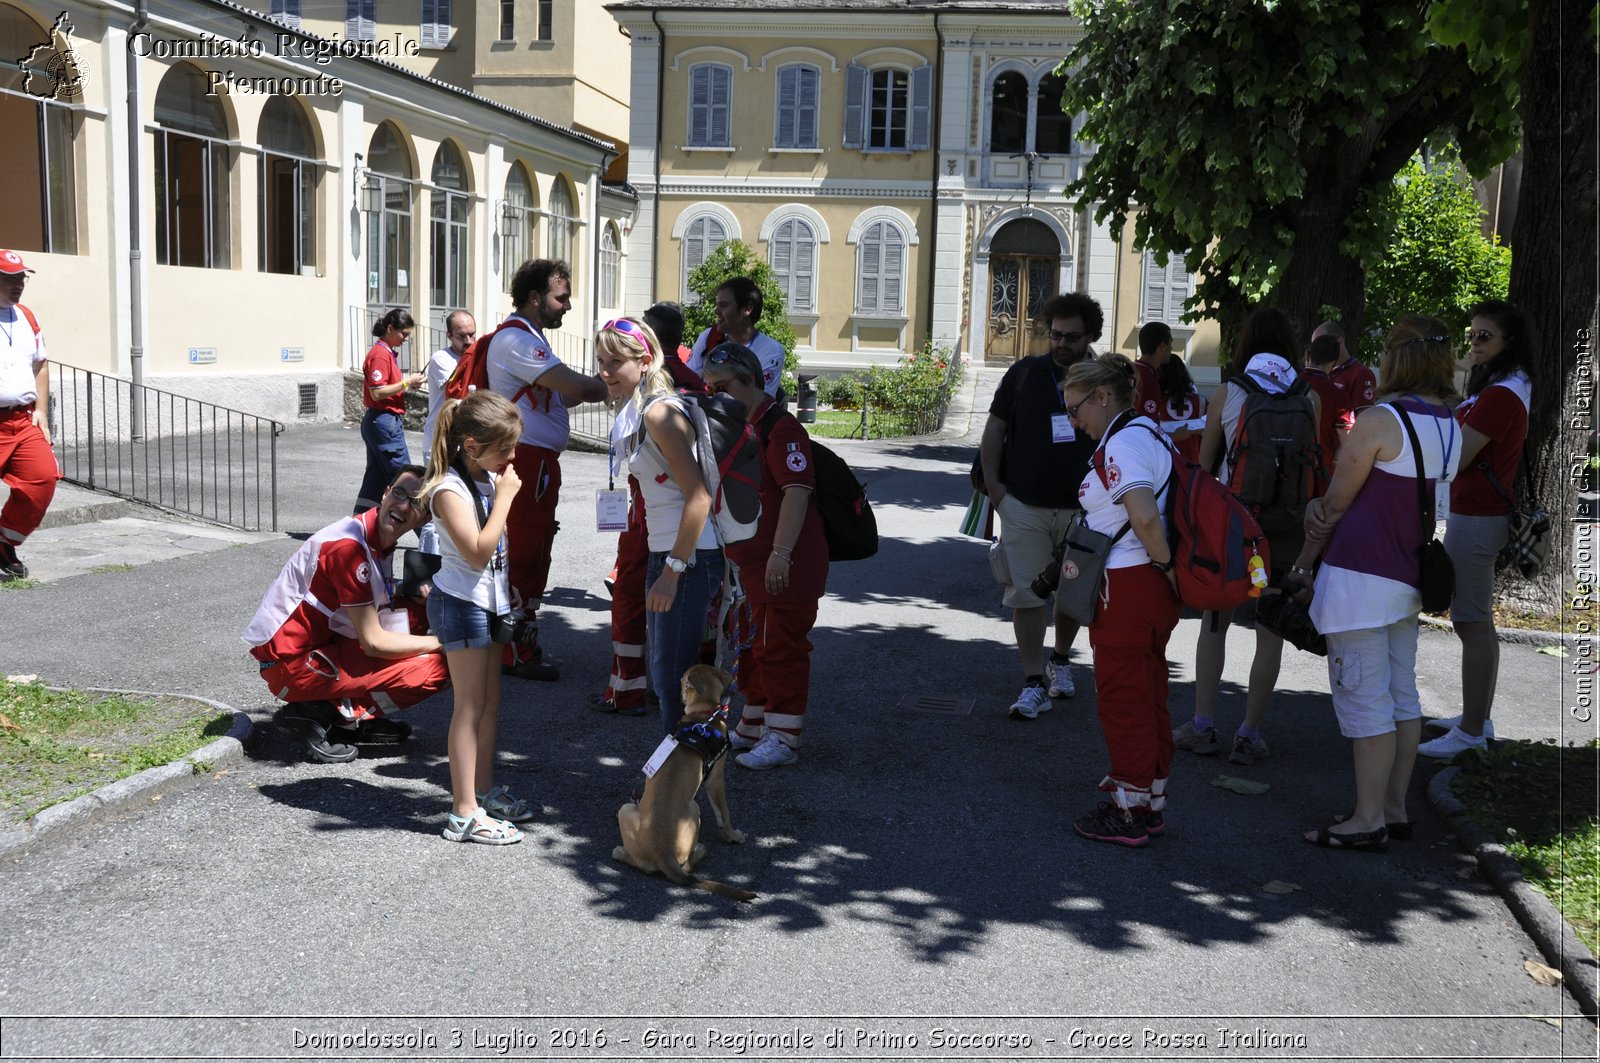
[1418, 300, 1534, 760]
[595, 317, 725, 734]
[1059, 354, 1180, 847]
[355, 308, 424, 515]
[702, 344, 828, 771]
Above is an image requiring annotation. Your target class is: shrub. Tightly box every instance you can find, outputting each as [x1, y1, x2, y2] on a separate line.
[683, 241, 801, 393]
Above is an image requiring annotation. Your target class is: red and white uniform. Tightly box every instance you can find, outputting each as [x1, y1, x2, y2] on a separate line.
[361, 341, 404, 414]
[688, 329, 785, 397]
[726, 400, 829, 749]
[1451, 370, 1532, 516]
[1133, 359, 1162, 422]
[242, 510, 447, 719]
[1304, 357, 1378, 482]
[0, 302, 57, 550]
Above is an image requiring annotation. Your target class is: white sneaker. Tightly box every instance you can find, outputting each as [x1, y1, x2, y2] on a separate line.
[736, 732, 798, 770]
[1046, 658, 1076, 699]
[1009, 683, 1051, 720]
[1428, 714, 1494, 740]
[728, 730, 759, 751]
[1417, 725, 1489, 759]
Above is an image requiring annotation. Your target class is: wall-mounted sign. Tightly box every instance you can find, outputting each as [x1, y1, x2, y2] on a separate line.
[187, 348, 217, 365]
[281, 347, 305, 363]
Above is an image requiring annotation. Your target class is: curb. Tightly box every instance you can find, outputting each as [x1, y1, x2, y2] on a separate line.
[0, 689, 252, 859]
[1427, 766, 1600, 1019]
[1418, 611, 1597, 649]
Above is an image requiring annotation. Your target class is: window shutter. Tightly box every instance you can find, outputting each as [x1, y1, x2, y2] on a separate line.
[858, 222, 882, 312]
[883, 224, 904, 313]
[797, 67, 818, 148]
[776, 67, 798, 148]
[793, 223, 815, 312]
[710, 66, 731, 147]
[689, 66, 710, 146]
[772, 219, 794, 274]
[843, 63, 866, 149]
[1143, 250, 1166, 320]
[345, 0, 359, 40]
[908, 63, 933, 151]
[420, 0, 436, 46]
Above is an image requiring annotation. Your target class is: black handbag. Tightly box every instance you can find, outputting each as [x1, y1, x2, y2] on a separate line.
[1393, 403, 1456, 613]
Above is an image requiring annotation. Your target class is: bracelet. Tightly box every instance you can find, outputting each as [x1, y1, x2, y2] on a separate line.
[1149, 557, 1174, 573]
[772, 545, 793, 561]
[1290, 565, 1314, 577]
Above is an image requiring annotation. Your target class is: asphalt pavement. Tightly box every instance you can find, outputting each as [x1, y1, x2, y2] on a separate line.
[0, 371, 1594, 1060]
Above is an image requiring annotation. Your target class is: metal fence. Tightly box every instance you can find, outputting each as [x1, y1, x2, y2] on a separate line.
[813, 352, 966, 441]
[50, 362, 284, 532]
[347, 307, 443, 376]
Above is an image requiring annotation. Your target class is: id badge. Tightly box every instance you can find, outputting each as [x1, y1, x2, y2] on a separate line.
[641, 735, 678, 778]
[1051, 413, 1077, 443]
[377, 608, 411, 635]
[596, 488, 630, 532]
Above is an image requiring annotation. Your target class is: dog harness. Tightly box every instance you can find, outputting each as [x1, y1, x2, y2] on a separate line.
[672, 704, 731, 773]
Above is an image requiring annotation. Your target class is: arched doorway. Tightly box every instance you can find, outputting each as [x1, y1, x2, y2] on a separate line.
[985, 218, 1060, 362]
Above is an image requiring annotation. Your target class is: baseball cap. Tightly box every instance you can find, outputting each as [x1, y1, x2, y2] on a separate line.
[0, 250, 33, 275]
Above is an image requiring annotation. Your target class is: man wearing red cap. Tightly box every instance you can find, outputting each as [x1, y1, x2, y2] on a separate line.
[0, 250, 56, 580]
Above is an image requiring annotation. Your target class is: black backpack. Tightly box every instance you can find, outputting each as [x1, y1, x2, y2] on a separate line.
[644, 391, 763, 545]
[760, 405, 878, 561]
[1224, 374, 1321, 534]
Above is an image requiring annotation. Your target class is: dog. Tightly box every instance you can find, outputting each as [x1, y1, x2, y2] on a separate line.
[613, 664, 755, 902]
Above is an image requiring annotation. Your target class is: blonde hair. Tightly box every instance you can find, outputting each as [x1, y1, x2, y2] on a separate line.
[596, 316, 671, 411]
[422, 390, 522, 500]
[1062, 352, 1138, 406]
[1379, 314, 1458, 402]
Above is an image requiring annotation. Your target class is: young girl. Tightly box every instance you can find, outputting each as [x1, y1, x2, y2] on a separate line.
[423, 390, 534, 845]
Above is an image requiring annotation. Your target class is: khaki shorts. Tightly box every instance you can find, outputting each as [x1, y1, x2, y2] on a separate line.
[997, 493, 1081, 610]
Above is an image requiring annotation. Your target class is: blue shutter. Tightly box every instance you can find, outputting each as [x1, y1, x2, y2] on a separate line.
[775, 67, 798, 148]
[710, 66, 731, 147]
[796, 66, 818, 149]
[843, 63, 866, 149]
[908, 63, 933, 151]
[689, 66, 710, 145]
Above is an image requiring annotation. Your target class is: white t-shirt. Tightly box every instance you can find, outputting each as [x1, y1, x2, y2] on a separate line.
[431, 468, 512, 613]
[0, 305, 46, 407]
[422, 347, 459, 456]
[486, 315, 569, 451]
[1076, 414, 1173, 570]
[687, 329, 785, 397]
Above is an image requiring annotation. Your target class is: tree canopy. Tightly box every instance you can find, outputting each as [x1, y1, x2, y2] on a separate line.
[683, 240, 800, 392]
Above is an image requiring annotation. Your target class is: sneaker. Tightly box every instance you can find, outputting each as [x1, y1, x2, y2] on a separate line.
[728, 730, 760, 752]
[1427, 714, 1495, 740]
[276, 701, 358, 764]
[736, 732, 798, 770]
[1046, 657, 1076, 699]
[0, 543, 26, 581]
[1073, 801, 1150, 847]
[1228, 733, 1270, 765]
[1008, 683, 1051, 720]
[504, 658, 561, 682]
[1173, 720, 1220, 755]
[1143, 809, 1165, 836]
[1417, 725, 1489, 759]
[603, 567, 618, 598]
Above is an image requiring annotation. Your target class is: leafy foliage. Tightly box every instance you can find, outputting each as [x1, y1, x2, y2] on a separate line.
[1362, 150, 1510, 356]
[814, 343, 963, 437]
[683, 241, 800, 393]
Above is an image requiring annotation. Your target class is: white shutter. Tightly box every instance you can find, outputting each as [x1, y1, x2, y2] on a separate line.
[858, 222, 881, 312]
[776, 67, 799, 148]
[908, 63, 933, 151]
[843, 63, 866, 149]
[883, 224, 904, 313]
[345, 0, 359, 40]
[1143, 250, 1165, 320]
[793, 223, 815, 313]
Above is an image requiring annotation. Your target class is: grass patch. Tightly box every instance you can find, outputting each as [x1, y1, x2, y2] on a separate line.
[1451, 738, 1600, 954]
[0, 578, 39, 590]
[807, 408, 865, 440]
[89, 563, 134, 575]
[0, 680, 233, 825]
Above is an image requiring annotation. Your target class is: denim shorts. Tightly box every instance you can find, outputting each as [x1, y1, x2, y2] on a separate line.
[427, 587, 505, 652]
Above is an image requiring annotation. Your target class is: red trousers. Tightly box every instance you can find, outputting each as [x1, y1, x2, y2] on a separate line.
[259, 638, 449, 721]
[505, 443, 561, 665]
[0, 407, 57, 546]
[732, 599, 820, 749]
[604, 511, 649, 712]
[1088, 564, 1182, 802]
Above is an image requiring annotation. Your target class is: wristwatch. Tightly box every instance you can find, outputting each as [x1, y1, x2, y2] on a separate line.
[1149, 557, 1175, 573]
[663, 555, 690, 575]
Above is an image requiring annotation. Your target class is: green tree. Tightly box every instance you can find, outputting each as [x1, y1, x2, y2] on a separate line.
[1061, 0, 1522, 347]
[1362, 150, 1510, 354]
[683, 240, 800, 393]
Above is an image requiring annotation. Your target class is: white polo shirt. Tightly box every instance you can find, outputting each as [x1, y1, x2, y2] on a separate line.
[0, 305, 46, 407]
[486, 315, 569, 451]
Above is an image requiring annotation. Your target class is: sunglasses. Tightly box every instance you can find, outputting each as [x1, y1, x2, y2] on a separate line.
[1468, 329, 1501, 344]
[601, 318, 648, 341]
[1049, 329, 1086, 344]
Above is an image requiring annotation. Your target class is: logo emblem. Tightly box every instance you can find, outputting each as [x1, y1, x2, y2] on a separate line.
[1062, 560, 1080, 581]
[371, 369, 383, 382]
[355, 562, 370, 585]
[19, 13, 88, 101]
[785, 452, 808, 473]
[1105, 460, 1122, 488]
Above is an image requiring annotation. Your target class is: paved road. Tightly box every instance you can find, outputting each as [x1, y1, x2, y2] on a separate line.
[0, 375, 1593, 1060]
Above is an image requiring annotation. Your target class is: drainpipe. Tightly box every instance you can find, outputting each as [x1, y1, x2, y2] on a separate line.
[592, 148, 613, 338]
[927, 11, 943, 356]
[650, 9, 664, 297]
[127, 0, 149, 439]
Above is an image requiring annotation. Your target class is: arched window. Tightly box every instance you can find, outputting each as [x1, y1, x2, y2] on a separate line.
[258, 96, 318, 275]
[364, 122, 413, 305]
[501, 163, 538, 292]
[0, 3, 78, 254]
[1035, 72, 1072, 155]
[680, 214, 726, 299]
[430, 141, 469, 315]
[768, 217, 816, 315]
[599, 223, 621, 310]
[855, 220, 905, 315]
[546, 178, 574, 263]
[988, 71, 1028, 154]
[154, 63, 231, 269]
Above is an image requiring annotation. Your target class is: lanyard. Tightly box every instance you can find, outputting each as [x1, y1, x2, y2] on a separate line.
[1404, 394, 1456, 476]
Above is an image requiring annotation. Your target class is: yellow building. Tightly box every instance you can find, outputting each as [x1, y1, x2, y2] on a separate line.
[609, 0, 1221, 374]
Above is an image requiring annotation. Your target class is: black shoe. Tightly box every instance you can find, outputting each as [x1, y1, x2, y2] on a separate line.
[0, 543, 27, 581]
[504, 659, 561, 681]
[276, 701, 358, 764]
[342, 717, 412, 745]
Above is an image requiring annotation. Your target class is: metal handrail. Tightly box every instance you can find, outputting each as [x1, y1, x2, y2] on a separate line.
[50, 362, 284, 532]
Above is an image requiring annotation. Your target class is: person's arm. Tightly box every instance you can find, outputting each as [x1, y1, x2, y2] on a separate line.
[1294, 405, 1390, 567]
[370, 375, 422, 401]
[1121, 485, 1178, 595]
[431, 467, 522, 571]
[31, 358, 49, 445]
[1196, 383, 1228, 471]
[348, 602, 441, 658]
[644, 403, 713, 611]
[1457, 423, 1492, 468]
[534, 362, 609, 405]
[979, 414, 1008, 504]
[764, 485, 813, 594]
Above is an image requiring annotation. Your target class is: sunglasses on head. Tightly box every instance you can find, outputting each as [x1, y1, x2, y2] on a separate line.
[602, 318, 647, 341]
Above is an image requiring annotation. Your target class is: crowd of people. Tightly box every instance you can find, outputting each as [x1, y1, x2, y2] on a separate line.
[242, 255, 1535, 853]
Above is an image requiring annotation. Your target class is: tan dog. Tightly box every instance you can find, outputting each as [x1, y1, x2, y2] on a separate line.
[613, 665, 755, 901]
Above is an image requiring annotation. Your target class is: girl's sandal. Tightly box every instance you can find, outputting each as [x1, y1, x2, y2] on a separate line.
[443, 807, 523, 845]
[478, 785, 537, 824]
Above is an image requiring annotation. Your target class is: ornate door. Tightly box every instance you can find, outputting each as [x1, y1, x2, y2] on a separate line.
[986, 254, 1058, 362]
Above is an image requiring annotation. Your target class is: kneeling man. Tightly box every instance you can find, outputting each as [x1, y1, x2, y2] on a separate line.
[243, 466, 449, 762]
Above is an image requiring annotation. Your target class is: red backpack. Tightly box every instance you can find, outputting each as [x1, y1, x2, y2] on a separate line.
[443, 318, 534, 402]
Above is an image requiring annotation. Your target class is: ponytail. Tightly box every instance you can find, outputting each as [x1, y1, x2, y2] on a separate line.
[420, 390, 521, 501]
[421, 399, 461, 502]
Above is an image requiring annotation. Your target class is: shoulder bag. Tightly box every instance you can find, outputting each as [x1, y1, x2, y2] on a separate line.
[1393, 404, 1455, 613]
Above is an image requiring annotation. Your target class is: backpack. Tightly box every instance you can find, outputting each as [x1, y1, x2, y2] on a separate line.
[646, 391, 763, 545]
[442, 318, 534, 402]
[1225, 374, 1321, 534]
[1110, 423, 1270, 612]
[759, 404, 877, 561]
[16, 305, 40, 339]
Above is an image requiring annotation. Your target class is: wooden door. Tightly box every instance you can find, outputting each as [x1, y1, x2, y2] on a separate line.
[986, 254, 1058, 363]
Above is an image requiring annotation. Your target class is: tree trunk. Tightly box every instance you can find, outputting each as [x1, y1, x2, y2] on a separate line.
[1274, 208, 1369, 356]
[1505, 0, 1599, 614]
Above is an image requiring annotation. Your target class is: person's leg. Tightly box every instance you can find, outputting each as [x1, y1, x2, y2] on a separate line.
[476, 649, 506, 795]
[602, 521, 650, 713]
[1192, 608, 1234, 722]
[0, 413, 57, 573]
[1455, 621, 1500, 736]
[1385, 619, 1423, 823]
[504, 444, 561, 674]
[733, 599, 768, 745]
[355, 410, 387, 514]
[1013, 605, 1048, 676]
[756, 600, 819, 749]
[1229, 624, 1285, 763]
[998, 496, 1054, 680]
[444, 645, 492, 817]
[1316, 626, 1394, 838]
[648, 550, 724, 735]
[1445, 514, 1509, 737]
